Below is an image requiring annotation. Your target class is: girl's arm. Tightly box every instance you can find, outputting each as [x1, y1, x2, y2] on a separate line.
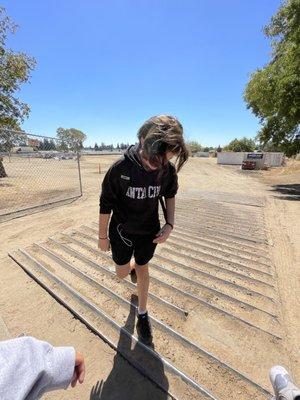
[98, 213, 111, 251]
[99, 165, 118, 251]
[153, 196, 175, 244]
[99, 213, 111, 237]
[165, 196, 175, 227]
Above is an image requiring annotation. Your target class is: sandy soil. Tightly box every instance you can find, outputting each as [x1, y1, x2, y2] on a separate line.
[0, 156, 299, 399]
[257, 159, 300, 380]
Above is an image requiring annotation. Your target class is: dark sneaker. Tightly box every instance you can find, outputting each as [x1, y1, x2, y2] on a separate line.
[130, 268, 137, 284]
[136, 312, 153, 345]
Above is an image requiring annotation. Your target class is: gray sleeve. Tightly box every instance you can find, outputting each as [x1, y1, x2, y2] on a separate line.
[0, 336, 75, 400]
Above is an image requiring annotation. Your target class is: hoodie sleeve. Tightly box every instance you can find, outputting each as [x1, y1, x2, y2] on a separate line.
[0, 336, 75, 400]
[163, 164, 178, 198]
[99, 164, 120, 214]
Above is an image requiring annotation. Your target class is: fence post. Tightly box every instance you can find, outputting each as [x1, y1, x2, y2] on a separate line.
[77, 151, 83, 196]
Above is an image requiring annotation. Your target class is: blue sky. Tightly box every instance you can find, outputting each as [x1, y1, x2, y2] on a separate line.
[4, 0, 280, 147]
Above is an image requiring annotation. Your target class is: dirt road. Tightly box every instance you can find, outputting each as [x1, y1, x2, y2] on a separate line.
[0, 156, 299, 399]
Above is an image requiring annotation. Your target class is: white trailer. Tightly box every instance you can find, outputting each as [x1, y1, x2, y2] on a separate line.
[217, 152, 245, 165]
[217, 152, 284, 167]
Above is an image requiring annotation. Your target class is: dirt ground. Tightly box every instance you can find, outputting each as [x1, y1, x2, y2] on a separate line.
[0, 156, 299, 399]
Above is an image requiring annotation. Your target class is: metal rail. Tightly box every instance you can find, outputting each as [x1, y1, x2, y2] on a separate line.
[88, 223, 271, 274]
[28, 242, 274, 396]
[86, 225, 273, 277]
[175, 219, 268, 244]
[174, 210, 268, 235]
[159, 246, 275, 287]
[80, 226, 273, 293]
[9, 248, 270, 398]
[83, 225, 273, 285]
[90, 221, 271, 261]
[149, 261, 277, 319]
[175, 224, 268, 259]
[169, 231, 272, 267]
[174, 207, 265, 222]
[163, 239, 273, 276]
[153, 253, 275, 302]
[84, 225, 276, 316]
[9, 250, 216, 400]
[174, 206, 265, 226]
[52, 235, 188, 317]
[64, 231, 282, 341]
[171, 226, 270, 260]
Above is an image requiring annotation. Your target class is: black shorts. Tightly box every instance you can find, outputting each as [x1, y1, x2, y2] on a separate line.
[109, 220, 158, 266]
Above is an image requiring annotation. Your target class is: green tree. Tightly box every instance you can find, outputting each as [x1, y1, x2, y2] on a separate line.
[0, 129, 26, 182]
[56, 128, 87, 151]
[43, 138, 50, 150]
[203, 147, 214, 152]
[0, 8, 36, 177]
[223, 137, 256, 152]
[0, 7, 36, 128]
[186, 141, 203, 155]
[49, 139, 56, 150]
[0, 129, 25, 152]
[244, 0, 300, 156]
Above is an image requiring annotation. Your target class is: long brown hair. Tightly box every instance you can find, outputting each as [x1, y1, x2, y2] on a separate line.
[137, 115, 189, 173]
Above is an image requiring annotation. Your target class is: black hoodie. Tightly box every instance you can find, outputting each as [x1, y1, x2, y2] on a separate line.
[99, 144, 178, 234]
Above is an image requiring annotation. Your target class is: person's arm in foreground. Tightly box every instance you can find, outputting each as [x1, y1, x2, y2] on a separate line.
[0, 336, 85, 400]
[98, 213, 111, 251]
[153, 196, 175, 244]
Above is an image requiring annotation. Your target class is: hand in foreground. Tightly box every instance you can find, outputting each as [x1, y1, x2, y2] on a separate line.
[98, 238, 110, 251]
[71, 351, 85, 388]
[153, 224, 173, 244]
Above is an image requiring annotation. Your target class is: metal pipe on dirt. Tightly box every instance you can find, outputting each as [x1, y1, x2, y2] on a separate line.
[77, 150, 83, 196]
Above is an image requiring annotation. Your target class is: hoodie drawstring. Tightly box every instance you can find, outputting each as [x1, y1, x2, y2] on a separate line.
[117, 224, 133, 247]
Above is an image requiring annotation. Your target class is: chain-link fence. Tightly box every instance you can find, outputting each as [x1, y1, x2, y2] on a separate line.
[0, 129, 82, 221]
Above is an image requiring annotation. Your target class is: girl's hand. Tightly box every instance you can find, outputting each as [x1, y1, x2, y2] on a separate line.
[153, 224, 173, 244]
[71, 351, 85, 388]
[98, 238, 110, 251]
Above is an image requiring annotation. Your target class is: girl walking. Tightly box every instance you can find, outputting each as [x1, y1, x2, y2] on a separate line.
[98, 115, 188, 344]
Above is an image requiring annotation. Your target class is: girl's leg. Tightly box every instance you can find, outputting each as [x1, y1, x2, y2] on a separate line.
[135, 261, 152, 344]
[130, 259, 136, 272]
[134, 262, 149, 313]
[115, 262, 131, 279]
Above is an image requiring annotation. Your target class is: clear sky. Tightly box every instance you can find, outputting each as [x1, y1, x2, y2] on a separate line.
[4, 0, 280, 147]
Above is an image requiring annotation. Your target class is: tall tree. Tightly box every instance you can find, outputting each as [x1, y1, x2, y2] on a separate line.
[186, 141, 203, 155]
[49, 139, 56, 150]
[56, 128, 87, 151]
[0, 7, 36, 177]
[0, 7, 36, 128]
[223, 137, 256, 152]
[244, 0, 300, 156]
[0, 129, 26, 152]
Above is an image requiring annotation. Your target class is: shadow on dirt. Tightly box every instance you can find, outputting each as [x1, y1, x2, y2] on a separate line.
[270, 184, 300, 201]
[90, 295, 169, 400]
